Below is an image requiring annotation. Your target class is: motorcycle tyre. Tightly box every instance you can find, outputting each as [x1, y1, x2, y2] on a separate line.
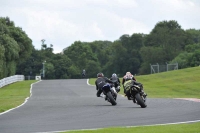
[135, 93, 147, 108]
[107, 92, 117, 106]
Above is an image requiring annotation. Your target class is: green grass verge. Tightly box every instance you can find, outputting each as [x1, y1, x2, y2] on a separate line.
[0, 80, 37, 113]
[89, 66, 200, 98]
[61, 122, 200, 133]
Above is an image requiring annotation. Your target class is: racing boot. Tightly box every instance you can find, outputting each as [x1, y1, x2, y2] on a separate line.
[116, 86, 120, 93]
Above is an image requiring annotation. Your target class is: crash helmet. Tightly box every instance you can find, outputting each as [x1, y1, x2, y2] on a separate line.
[126, 72, 131, 75]
[125, 74, 132, 81]
[112, 73, 117, 78]
[97, 72, 104, 78]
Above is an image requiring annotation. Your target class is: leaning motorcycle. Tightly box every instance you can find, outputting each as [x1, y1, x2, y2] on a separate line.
[110, 79, 120, 93]
[101, 83, 117, 105]
[124, 80, 147, 108]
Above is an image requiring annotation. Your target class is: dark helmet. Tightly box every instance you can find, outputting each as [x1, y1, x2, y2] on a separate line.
[97, 72, 104, 77]
[112, 73, 117, 78]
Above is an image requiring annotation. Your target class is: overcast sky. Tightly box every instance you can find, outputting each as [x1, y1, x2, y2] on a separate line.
[1, 0, 200, 53]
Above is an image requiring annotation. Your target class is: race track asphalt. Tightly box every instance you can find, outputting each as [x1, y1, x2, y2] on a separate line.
[0, 79, 200, 133]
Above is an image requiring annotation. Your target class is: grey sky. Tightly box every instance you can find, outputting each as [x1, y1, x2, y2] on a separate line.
[1, 0, 200, 53]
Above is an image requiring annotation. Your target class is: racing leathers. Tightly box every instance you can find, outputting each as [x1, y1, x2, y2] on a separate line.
[122, 74, 146, 100]
[110, 76, 121, 93]
[95, 77, 113, 97]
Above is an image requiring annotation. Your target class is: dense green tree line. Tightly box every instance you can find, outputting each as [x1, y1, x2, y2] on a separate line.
[0, 17, 33, 79]
[1, 17, 200, 79]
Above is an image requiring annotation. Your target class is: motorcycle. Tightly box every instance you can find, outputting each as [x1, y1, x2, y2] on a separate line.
[110, 79, 120, 93]
[82, 73, 86, 78]
[101, 83, 117, 106]
[124, 80, 147, 108]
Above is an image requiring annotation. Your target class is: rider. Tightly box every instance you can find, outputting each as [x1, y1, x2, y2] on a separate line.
[82, 69, 86, 78]
[110, 73, 121, 92]
[122, 72, 136, 94]
[95, 72, 113, 97]
[122, 72, 136, 84]
[122, 72, 146, 100]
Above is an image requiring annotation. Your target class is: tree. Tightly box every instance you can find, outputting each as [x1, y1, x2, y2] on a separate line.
[185, 29, 200, 44]
[1, 34, 20, 77]
[0, 44, 5, 79]
[170, 52, 192, 69]
[64, 41, 98, 77]
[85, 60, 101, 78]
[139, 46, 164, 74]
[188, 50, 200, 67]
[44, 62, 55, 79]
[0, 17, 33, 78]
[53, 54, 72, 79]
[140, 20, 187, 74]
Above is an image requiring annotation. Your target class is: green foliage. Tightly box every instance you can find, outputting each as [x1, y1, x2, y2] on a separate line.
[45, 62, 55, 79]
[140, 20, 187, 73]
[0, 33, 20, 77]
[185, 29, 200, 44]
[0, 17, 33, 78]
[53, 54, 72, 79]
[171, 43, 200, 69]
[9, 26, 33, 63]
[185, 43, 200, 52]
[1, 17, 200, 79]
[139, 46, 164, 74]
[85, 60, 101, 78]
[1, 34, 20, 61]
[67, 65, 81, 78]
[188, 50, 200, 67]
[64, 41, 105, 78]
[170, 52, 192, 69]
[0, 44, 5, 79]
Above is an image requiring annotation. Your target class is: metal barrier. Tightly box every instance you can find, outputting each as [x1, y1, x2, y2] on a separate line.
[150, 63, 178, 74]
[0, 75, 24, 88]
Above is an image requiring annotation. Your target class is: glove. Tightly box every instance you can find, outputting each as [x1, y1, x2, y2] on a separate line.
[134, 85, 140, 89]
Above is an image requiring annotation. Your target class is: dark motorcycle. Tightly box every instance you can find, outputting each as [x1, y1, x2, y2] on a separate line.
[124, 80, 147, 108]
[110, 79, 120, 93]
[82, 73, 86, 78]
[101, 83, 117, 106]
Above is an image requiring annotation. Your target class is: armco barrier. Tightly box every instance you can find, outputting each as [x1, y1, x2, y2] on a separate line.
[0, 75, 24, 88]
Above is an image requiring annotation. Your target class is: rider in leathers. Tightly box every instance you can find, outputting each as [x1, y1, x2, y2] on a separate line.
[122, 72, 147, 100]
[110, 73, 121, 92]
[95, 72, 113, 97]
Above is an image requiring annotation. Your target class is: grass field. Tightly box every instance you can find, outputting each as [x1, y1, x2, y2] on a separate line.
[0, 80, 38, 113]
[0, 67, 200, 133]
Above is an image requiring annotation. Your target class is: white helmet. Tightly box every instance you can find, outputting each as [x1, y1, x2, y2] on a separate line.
[126, 72, 131, 75]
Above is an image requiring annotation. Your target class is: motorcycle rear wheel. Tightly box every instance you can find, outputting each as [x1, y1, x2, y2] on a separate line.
[107, 92, 117, 106]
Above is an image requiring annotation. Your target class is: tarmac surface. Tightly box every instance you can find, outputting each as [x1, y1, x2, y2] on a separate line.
[0, 79, 200, 133]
